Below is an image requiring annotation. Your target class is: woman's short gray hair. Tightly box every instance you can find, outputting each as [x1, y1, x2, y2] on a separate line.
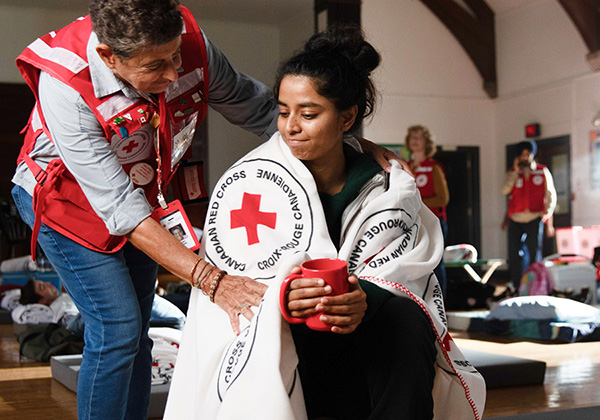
[89, 0, 183, 59]
[405, 125, 436, 157]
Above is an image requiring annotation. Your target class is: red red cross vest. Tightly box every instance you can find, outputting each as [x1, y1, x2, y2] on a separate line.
[15, 6, 208, 256]
[410, 157, 447, 220]
[507, 164, 547, 217]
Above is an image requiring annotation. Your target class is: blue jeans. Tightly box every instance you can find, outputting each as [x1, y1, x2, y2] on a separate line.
[508, 217, 544, 290]
[12, 185, 157, 420]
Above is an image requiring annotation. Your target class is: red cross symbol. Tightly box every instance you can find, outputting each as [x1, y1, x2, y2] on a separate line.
[123, 139, 139, 154]
[230, 193, 276, 245]
[442, 332, 454, 352]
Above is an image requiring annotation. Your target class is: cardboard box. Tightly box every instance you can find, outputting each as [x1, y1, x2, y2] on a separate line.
[547, 263, 598, 304]
[50, 354, 80, 392]
[577, 227, 600, 259]
[51, 355, 171, 418]
[556, 226, 600, 260]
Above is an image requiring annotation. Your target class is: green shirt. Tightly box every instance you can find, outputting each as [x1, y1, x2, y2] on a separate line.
[319, 143, 393, 323]
[319, 144, 381, 249]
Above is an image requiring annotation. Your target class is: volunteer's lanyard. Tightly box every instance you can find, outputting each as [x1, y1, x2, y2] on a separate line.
[133, 88, 169, 211]
[149, 112, 168, 210]
[132, 89, 201, 252]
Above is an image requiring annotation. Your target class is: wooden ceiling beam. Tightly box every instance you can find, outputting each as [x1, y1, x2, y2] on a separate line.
[421, 0, 497, 98]
[557, 0, 600, 71]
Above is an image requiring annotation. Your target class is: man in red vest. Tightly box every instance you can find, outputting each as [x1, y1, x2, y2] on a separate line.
[502, 140, 556, 290]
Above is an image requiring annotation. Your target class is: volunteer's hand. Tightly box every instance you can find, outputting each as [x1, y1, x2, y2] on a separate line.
[513, 157, 520, 172]
[213, 273, 268, 335]
[357, 137, 413, 176]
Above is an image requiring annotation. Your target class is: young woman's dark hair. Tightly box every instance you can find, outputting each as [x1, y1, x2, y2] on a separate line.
[90, 0, 183, 59]
[274, 24, 381, 133]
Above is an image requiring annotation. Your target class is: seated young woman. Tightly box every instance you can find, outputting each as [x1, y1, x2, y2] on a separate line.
[165, 25, 485, 420]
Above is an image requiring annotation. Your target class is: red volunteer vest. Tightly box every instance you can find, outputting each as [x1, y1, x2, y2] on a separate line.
[16, 6, 208, 255]
[507, 163, 547, 217]
[411, 157, 447, 220]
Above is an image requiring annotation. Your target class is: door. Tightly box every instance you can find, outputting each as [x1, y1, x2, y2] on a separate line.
[435, 146, 481, 253]
[0, 83, 35, 260]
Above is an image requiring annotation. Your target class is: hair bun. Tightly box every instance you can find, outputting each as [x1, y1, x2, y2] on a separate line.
[274, 23, 380, 133]
[305, 24, 380, 76]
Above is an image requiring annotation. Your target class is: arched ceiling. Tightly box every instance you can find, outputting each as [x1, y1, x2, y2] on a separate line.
[2, 0, 597, 98]
[421, 0, 600, 98]
[421, 0, 497, 98]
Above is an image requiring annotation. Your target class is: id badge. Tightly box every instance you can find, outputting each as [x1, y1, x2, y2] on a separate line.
[151, 199, 200, 251]
[171, 112, 198, 170]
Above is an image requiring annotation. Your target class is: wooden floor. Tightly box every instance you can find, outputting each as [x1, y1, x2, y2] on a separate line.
[1, 324, 599, 419]
[0, 323, 77, 420]
[454, 331, 600, 418]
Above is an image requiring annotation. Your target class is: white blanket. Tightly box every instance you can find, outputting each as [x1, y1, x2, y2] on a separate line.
[11, 302, 54, 324]
[11, 293, 78, 325]
[166, 134, 486, 420]
[149, 327, 182, 386]
[1, 289, 22, 311]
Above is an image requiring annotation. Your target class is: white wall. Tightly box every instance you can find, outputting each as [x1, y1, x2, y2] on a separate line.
[492, 0, 599, 258]
[495, 0, 590, 97]
[197, 9, 312, 190]
[278, 7, 313, 65]
[362, 0, 496, 255]
[571, 74, 600, 228]
[193, 18, 281, 189]
[0, 5, 86, 83]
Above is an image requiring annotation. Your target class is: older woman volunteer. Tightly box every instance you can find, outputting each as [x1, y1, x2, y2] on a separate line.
[405, 125, 450, 296]
[166, 25, 485, 420]
[11, 1, 399, 419]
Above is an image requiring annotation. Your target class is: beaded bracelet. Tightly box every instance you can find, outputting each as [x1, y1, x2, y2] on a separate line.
[209, 270, 227, 303]
[192, 261, 210, 289]
[189, 259, 203, 288]
[200, 266, 216, 295]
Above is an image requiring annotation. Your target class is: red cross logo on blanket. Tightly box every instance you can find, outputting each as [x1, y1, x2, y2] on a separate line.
[230, 193, 277, 245]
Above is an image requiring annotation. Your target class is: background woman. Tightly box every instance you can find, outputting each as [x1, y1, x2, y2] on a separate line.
[406, 125, 450, 296]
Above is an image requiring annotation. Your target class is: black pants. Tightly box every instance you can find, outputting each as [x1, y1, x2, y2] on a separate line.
[508, 217, 544, 289]
[291, 296, 437, 420]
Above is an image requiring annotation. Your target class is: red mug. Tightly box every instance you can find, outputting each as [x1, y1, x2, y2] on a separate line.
[279, 258, 349, 331]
